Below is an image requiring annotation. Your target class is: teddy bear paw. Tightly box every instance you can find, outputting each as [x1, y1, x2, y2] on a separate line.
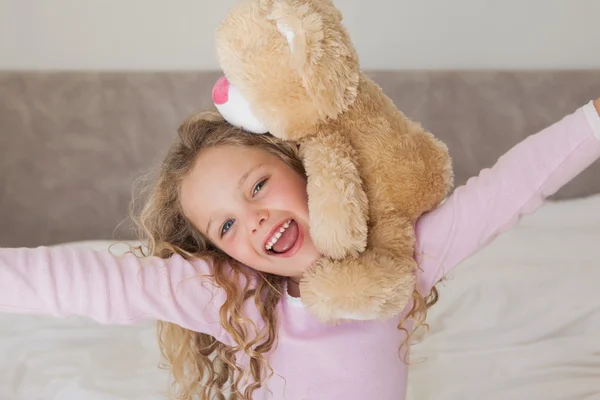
[300, 252, 415, 323]
[310, 202, 368, 260]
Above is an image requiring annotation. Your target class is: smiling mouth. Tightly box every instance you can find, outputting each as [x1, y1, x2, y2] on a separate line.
[265, 219, 301, 255]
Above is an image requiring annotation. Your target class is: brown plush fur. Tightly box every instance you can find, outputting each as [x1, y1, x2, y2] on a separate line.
[215, 0, 454, 322]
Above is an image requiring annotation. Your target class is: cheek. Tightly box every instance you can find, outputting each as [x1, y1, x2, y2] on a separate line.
[280, 178, 309, 214]
[222, 233, 256, 262]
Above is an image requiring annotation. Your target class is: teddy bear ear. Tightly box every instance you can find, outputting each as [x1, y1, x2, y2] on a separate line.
[257, 0, 275, 13]
[275, 19, 307, 68]
[266, 3, 312, 71]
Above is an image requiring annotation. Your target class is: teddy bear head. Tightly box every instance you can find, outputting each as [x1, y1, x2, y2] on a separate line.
[213, 0, 360, 140]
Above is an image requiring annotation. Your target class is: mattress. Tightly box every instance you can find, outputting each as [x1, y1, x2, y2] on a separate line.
[1, 195, 600, 399]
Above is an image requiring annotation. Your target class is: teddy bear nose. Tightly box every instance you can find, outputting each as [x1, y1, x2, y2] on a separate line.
[212, 76, 230, 105]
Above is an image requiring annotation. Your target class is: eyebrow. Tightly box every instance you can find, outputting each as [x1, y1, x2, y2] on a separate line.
[205, 163, 265, 236]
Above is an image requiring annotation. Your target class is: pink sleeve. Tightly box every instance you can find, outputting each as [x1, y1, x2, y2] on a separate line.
[415, 101, 600, 293]
[0, 245, 233, 345]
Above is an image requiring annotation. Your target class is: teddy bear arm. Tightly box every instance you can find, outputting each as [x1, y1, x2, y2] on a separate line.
[300, 133, 369, 260]
[300, 215, 417, 322]
[300, 248, 415, 322]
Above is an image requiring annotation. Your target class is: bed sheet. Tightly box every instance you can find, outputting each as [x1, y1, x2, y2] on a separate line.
[408, 194, 600, 400]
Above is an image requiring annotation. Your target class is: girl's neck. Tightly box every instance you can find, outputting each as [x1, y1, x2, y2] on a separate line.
[286, 276, 301, 298]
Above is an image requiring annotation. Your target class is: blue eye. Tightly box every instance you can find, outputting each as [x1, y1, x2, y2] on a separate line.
[221, 219, 234, 236]
[252, 179, 267, 196]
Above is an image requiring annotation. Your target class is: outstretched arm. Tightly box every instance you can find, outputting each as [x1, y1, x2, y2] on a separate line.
[0, 245, 232, 344]
[415, 99, 600, 293]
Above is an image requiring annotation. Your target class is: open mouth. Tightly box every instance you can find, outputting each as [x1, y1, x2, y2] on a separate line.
[265, 219, 302, 257]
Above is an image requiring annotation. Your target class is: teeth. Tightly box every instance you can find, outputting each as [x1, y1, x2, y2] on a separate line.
[265, 220, 292, 251]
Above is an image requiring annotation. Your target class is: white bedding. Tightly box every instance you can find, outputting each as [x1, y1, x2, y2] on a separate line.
[1, 195, 600, 399]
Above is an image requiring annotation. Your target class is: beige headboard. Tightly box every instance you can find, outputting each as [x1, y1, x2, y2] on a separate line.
[1, 70, 599, 247]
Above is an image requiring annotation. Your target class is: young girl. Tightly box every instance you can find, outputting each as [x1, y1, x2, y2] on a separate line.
[1, 97, 599, 400]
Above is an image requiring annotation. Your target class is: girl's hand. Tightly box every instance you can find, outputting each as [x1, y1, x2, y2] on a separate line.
[595, 97, 600, 114]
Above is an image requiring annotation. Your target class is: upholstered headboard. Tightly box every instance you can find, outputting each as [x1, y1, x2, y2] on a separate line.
[1, 70, 599, 247]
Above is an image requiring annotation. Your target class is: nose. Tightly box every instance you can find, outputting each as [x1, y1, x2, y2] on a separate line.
[212, 76, 229, 105]
[251, 209, 269, 234]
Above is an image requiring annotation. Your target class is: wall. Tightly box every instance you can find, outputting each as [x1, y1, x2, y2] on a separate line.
[1, 0, 599, 70]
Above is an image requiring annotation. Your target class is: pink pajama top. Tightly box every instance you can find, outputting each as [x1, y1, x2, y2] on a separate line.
[1, 101, 600, 399]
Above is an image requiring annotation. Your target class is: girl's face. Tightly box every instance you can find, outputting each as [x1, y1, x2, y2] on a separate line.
[180, 145, 320, 280]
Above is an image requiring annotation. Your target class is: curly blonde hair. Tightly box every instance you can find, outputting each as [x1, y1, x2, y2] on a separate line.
[130, 108, 439, 399]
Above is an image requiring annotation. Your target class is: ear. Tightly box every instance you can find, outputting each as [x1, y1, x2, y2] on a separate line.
[266, 2, 323, 71]
[275, 18, 307, 70]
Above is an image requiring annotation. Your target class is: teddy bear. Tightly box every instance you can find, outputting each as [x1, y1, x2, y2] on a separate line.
[211, 0, 454, 323]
